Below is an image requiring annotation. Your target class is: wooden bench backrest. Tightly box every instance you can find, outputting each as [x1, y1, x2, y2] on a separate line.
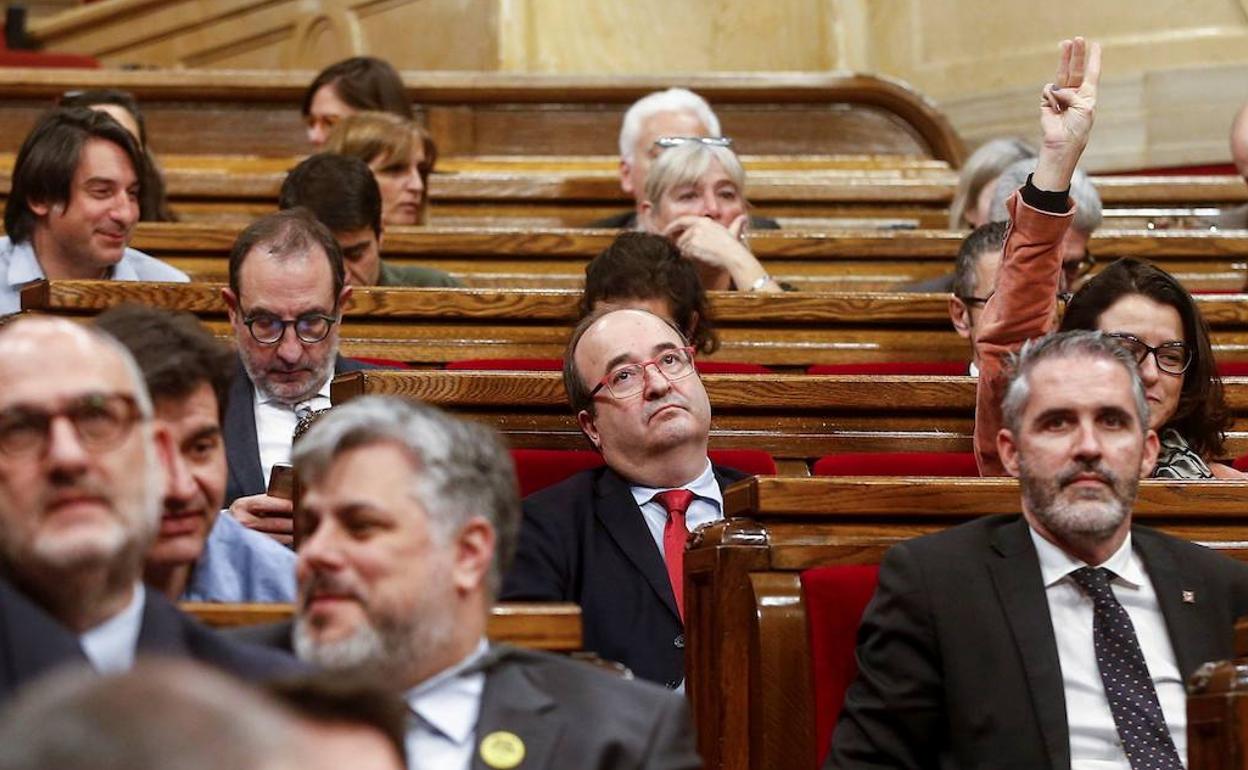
[686, 476, 1248, 770]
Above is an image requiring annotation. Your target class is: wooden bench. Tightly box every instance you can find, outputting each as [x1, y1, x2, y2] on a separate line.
[183, 601, 582, 652]
[686, 476, 1248, 770]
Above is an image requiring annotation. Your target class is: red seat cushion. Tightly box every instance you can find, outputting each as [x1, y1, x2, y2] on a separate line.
[1234, 455, 1248, 473]
[802, 564, 880, 767]
[696, 360, 773, 374]
[812, 452, 979, 477]
[808, 362, 968, 376]
[512, 449, 776, 497]
[1217, 362, 1248, 377]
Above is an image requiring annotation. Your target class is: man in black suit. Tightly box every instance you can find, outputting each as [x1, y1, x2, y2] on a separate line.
[501, 307, 741, 688]
[291, 396, 701, 769]
[0, 318, 296, 702]
[827, 328, 1248, 768]
[220, 208, 373, 545]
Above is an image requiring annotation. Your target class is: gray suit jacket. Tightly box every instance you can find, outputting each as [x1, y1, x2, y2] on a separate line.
[222, 355, 375, 506]
[827, 516, 1248, 770]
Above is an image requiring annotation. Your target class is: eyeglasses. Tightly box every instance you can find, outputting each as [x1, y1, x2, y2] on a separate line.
[242, 309, 338, 345]
[0, 393, 142, 457]
[1105, 332, 1192, 376]
[589, 347, 697, 399]
[956, 291, 1073, 307]
[653, 136, 734, 150]
[1063, 252, 1096, 284]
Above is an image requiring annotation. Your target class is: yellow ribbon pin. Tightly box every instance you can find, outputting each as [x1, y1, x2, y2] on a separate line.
[479, 731, 525, 769]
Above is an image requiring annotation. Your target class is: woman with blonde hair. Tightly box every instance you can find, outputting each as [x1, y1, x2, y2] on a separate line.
[325, 111, 436, 226]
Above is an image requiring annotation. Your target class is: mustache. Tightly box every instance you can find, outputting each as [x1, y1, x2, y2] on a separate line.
[1055, 460, 1120, 489]
[643, 395, 688, 420]
[300, 571, 366, 610]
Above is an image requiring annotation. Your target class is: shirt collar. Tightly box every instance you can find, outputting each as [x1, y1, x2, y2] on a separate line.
[630, 458, 719, 508]
[1029, 525, 1142, 589]
[254, 368, 334, 408]
[78, 582, 146, 674]
[404, 638, 489, 745]
[6, 241, 124, 289]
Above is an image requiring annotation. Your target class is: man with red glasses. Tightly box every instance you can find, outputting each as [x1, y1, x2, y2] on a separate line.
[502, 307, 742, 689]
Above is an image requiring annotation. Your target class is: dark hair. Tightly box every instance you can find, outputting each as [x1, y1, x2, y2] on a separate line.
[301, 57, 413, 120]
[228, 208, 346, 303]
[1060, 257, 1230, 457]
[953, 221, 1009, 298]
[266, 674, 407, 769]
[579, 232, 717, 354]
[562, 306, 692, 418]
[57, 89, 175, 223]
[93, 304, 234, 423]
[4, 107, 145, 243]
[279, 154, 382, 237]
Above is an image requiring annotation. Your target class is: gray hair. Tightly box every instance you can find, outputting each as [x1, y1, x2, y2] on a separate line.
[292, 396, 520, 597]
[1001, 330, 1149, 436]
[988, 157, 1103, 234]
[0, 661, 302, 770]
[643, 140, 746, 212]
[619, 88, 721, 162]
[948, 137, 1036, 229]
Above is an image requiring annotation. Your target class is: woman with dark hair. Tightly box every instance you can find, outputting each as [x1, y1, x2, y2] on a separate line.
[579, 232, 718, 354]
[57, 89, 175, 222]
[973, 37, 1243, 478]
[302, 57, 413, 147]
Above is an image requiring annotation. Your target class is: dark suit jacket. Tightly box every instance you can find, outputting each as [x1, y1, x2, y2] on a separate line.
[588, 210, 782, 231]
[223, 355, 376, 506]
[0, 577, 301, 703]
[826, 515, 1248, 770]
[500, 463, 746, 688]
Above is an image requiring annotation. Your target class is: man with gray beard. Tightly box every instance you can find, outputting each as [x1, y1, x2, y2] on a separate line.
[289, 397, 701, 770]
[0, 318, 296, 703]
[827, 330, 1248, 770]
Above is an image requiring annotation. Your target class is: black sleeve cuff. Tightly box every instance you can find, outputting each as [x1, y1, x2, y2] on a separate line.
[1019, 173, 1071, 214]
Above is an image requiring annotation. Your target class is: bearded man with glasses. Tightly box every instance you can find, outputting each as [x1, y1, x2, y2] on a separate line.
[221, 208, 381, 545]
[0, 318, 297, 703]
[502, 307, 742, 690]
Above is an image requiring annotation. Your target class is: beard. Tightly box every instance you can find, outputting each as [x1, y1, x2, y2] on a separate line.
[240, 337, 338, 407]
[1020, 456, 1138, 545]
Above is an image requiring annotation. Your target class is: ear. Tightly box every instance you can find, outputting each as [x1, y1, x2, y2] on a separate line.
[619, 159, 634, 195]
[1139, 428, 1160, 478]
[997, 428, 1022, 478]
[948, 295, 972, 339]
[221, 287, 240, 325]
[451, 516, 495, 594]
[27, 198, 51, 218]
[576, 409, 602, 451]
[336, 284, 353, 315]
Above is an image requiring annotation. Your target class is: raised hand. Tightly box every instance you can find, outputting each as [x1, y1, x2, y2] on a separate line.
[1034, 37, 1102, 192]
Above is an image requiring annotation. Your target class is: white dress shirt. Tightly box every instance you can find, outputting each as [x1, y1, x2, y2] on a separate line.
[404, 638, 489, 770]
[630, 459, 724, 556]
[78, 582, 145, 675]
[253, 377, 332, 485]
[1029, 528, 1187, 769]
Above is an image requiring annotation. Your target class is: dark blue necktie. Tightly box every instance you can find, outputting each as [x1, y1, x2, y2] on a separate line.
[1068, 566, 1183, 770]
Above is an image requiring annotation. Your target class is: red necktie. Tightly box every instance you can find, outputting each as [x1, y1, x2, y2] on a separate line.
[655, 489, 695, 622]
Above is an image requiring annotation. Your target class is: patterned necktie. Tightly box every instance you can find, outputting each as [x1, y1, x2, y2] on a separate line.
[1068, 567, 1183, 770]
[654, 489, 694, 622]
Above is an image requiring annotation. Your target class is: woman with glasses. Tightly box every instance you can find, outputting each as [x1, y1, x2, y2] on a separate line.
[325, 111, 436, 226]
[639, 140, 783, 292]
[973, 37, 1244, 479]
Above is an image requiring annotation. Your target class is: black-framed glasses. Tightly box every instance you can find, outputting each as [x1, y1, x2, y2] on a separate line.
[242, 309, 338, 345]
[1063, 252, 1096, 284]
[1105, 332, 1192, 376]
[589, 346, 698, 399]
[0, 392, 142, 457]
[653, 136, 734, 150]
[956, 291, 1073, 307]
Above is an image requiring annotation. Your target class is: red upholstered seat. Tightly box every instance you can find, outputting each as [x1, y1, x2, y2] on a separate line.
[802, 564, 880, 767]
[807, 362, 968, 376]
[1234, 455, 1248, 473]
[812, 452, 980, 477]
[1217, 361, 1248, 377]
[446, 357, 773, 374]
[511, 449, 776, 497]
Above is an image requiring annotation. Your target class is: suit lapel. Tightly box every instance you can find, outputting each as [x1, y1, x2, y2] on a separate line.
[0, 577, 88, 694]
[1134, 527, 1214, 679]
[986, 518, 1069, 770]
[224, 357, 265, 499]
[471, 646, 562, 770]
[135, 590, 191, 657]
[594, 468, 681, 621]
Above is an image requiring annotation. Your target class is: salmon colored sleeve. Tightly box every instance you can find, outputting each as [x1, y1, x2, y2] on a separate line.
[974, 191, 1074, 475]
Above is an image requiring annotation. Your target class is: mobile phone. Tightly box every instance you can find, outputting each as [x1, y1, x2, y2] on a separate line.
[267, 463, 295, 501]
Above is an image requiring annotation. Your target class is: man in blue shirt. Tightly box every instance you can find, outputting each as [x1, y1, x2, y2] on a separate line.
[95, 305, 295, 603]
[0, 108, 186, 315]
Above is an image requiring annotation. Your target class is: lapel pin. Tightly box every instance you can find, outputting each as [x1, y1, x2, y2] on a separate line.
[480, 730, 525, 769]
[1182, 590, 1196, 604]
